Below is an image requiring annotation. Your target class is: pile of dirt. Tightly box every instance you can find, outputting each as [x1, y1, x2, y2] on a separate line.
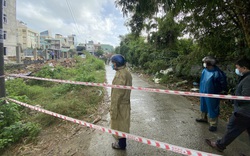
[5, 59, 78, 76]
[60, 59, 77, 68]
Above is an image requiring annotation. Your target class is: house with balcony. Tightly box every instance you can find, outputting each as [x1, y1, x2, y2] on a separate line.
[45, 39, 61, 59]
[40, 30, 52, 50]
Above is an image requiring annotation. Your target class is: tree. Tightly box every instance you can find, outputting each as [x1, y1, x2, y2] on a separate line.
[148, 13, 183, 50]
[96, 49, 104, 57]
[115, 0, 250, 50]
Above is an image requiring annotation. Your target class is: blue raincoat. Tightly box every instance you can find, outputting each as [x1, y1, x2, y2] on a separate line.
[200, 66, 226, 118]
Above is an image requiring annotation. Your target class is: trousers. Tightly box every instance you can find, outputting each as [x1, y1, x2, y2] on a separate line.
[216, 113, 250, 149]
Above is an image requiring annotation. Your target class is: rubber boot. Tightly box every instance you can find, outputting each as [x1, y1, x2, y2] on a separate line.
[201, 112, 208, 120]
[118, 138, 126, 149]
[196, 112, 208, 123]
[208, 117, 218, 132]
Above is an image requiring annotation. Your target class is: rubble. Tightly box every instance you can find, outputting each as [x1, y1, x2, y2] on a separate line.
[191, 88, 199, 92]
[175, 80, 188, 86]
[5, 58, 78, 75]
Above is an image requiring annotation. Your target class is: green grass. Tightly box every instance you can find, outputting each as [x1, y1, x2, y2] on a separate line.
[2, 55, 106, 151]
[22, 55, 106, 126]
[27, 86, 104, 126]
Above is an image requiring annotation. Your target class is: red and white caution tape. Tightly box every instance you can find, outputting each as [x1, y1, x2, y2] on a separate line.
[8, 74, 250, 101]
[6, 98, 221, 156]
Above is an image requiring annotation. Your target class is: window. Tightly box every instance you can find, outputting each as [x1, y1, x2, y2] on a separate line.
[4, 31, 7, 39]
[3, 14, 7, 24]
[4, 47, 7, 55]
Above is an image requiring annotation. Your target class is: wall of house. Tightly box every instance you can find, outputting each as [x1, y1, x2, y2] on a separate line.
[3, 0, 17, 57]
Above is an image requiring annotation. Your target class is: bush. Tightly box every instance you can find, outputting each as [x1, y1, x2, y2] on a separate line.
[78, 54, 105, 72]
[0, 122, 40, 150]
[0, 102, 21, 129]
[75, 71, 96, 82]
[0, 100, 41, 150]
[5, 79, 29, 96]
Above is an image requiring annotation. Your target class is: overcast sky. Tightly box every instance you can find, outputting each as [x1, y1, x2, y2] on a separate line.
[16, 0, 129, 47]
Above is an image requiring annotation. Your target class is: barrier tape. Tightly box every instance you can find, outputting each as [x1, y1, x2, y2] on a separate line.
[0, 75, 5, 78]
[8, 74, 250, 101]
[6, 98, 221, 156]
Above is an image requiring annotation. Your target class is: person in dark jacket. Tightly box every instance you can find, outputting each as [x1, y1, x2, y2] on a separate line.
[205, 57, 250, 154]
[196, 56, 227, 132]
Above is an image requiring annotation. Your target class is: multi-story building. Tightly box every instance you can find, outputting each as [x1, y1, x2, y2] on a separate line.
[101, 44, 114, 53]
[85, 41, 95, 53]
[55, 34, 68, 47]
[85, 41, 114, 56]
[40, 30, 52, 37]
[68, 34, 76, 48]
[17, 21, 40, 50]
[46, 39, 61, 50]
[45, 38, 61, 58]
[55, 34, 76, 48]
[94, 43, 101, 52]
[76, 43, 86, 55]
[41, 33, 76, 59]
[3, 0, 17, 57]
[40, 30, 52, 50]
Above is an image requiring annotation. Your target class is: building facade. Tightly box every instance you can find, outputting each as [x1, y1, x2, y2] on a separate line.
[101, 44, 114, 53]
[17, 21, 40, 50]
[46, 39, 61, 50]
[45, 38, 61, 58]
[40, 30, 52, 50]
[85, 40, 95, 53]
[68, 34, 76, 48]
[55, 34, 69, 47]
[3, 0, 17, 56]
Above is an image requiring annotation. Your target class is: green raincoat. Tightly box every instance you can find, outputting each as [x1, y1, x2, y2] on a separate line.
[110, 66, 132, 139]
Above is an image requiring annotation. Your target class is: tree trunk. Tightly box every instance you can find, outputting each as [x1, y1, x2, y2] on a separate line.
[234, 0, 250, 48]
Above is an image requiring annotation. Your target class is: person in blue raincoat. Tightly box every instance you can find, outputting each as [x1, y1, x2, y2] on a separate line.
[196, 56, 227, 132]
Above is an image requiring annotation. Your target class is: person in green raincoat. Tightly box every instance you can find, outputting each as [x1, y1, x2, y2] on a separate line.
[110, 54, 132, 150]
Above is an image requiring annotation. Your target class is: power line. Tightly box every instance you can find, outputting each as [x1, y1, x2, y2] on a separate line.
[65, 0, 84, 43]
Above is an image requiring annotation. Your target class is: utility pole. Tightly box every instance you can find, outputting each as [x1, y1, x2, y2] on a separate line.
[0, 0, 6, 99]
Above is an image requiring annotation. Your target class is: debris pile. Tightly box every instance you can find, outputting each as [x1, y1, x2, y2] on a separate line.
[5, 59, 78, 75]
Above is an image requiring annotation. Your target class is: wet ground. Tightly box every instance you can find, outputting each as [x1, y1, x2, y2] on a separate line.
[2, 64, 249, 156]
[85, 65, 250, 156]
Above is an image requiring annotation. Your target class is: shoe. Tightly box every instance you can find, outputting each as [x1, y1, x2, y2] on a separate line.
[209, 126, 217, 132]
[112, 142, 126, 150]
[195, 118, 208, 123]
[205, 139, 224, 152]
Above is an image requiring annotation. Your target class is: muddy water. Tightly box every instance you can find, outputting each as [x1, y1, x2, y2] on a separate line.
[86, 65, 250, 156]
